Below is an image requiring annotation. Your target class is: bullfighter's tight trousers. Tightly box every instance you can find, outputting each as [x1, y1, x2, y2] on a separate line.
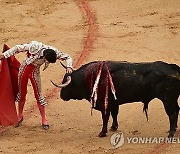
[16, 64, 48, 125]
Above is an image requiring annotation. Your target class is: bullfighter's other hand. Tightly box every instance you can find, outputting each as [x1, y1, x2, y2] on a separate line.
[0, 54, 5, 60]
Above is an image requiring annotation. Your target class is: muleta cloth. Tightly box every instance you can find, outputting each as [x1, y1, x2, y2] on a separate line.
[0, 44, 20, 126]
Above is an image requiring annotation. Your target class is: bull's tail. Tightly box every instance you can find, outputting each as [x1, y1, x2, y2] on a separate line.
[143, 102, 149, 121]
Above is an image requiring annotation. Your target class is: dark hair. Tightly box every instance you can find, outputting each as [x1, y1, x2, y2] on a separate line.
[43, 49, 57, 63]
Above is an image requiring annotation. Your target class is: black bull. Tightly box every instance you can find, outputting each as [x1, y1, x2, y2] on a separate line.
[53, 61, 180, 137]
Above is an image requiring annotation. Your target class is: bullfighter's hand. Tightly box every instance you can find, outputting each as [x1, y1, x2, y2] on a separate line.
[0, 54, 5, 60]
[66, 67, 73, 74]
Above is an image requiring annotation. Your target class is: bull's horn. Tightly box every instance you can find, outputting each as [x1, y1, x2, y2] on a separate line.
[60, 62, 76, 71]
[60, 62, 67, 69]
[50, 76, 71, 88]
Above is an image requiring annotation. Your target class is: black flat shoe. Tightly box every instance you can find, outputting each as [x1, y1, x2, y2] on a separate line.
[42, 124, 49, 130]
[15, 117, 24, 128]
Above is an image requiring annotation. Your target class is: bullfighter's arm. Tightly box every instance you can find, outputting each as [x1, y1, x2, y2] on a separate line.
[46, 45, 73, 68]
[56, 51, 73, 68]
[2, 43, 30, 58]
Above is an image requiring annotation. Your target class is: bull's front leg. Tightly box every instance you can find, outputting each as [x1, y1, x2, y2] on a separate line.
[162, 100, 178, 138]
[99, 110, 110, 137]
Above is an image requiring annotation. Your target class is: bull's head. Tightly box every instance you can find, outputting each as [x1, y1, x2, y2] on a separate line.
[50, 62, 72, 88]
[51, 62, 90, 101]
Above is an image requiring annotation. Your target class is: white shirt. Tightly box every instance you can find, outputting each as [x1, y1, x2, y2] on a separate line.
[3, 41, 73, 69]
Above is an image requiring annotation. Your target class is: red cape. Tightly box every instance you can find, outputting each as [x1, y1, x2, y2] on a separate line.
[0, 44, 20, 126]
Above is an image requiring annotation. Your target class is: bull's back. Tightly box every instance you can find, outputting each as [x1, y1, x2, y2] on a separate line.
[107, 61, 180, 103]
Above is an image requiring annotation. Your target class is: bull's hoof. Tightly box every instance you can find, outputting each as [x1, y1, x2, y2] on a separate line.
[110, 125, 118, 131]
[98, 131, 107, 137]
[168, 131, 175, 138]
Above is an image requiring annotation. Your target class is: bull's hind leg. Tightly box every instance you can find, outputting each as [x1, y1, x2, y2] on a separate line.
[162, 99, 178, 138]
[110, 104, 119, 131]
[175, 103, 179, 129]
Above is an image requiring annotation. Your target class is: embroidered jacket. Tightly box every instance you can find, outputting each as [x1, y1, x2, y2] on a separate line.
[3, 41, 73, 70]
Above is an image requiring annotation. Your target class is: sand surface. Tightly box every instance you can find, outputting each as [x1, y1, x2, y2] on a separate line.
[0, 0, 180, 153]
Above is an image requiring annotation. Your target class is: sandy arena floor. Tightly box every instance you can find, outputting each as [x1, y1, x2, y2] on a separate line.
[0, 0, 180, 153]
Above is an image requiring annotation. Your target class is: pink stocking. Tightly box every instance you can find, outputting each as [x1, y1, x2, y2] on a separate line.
[18, 101, 25, 121]
[37, 103, 48, 125]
